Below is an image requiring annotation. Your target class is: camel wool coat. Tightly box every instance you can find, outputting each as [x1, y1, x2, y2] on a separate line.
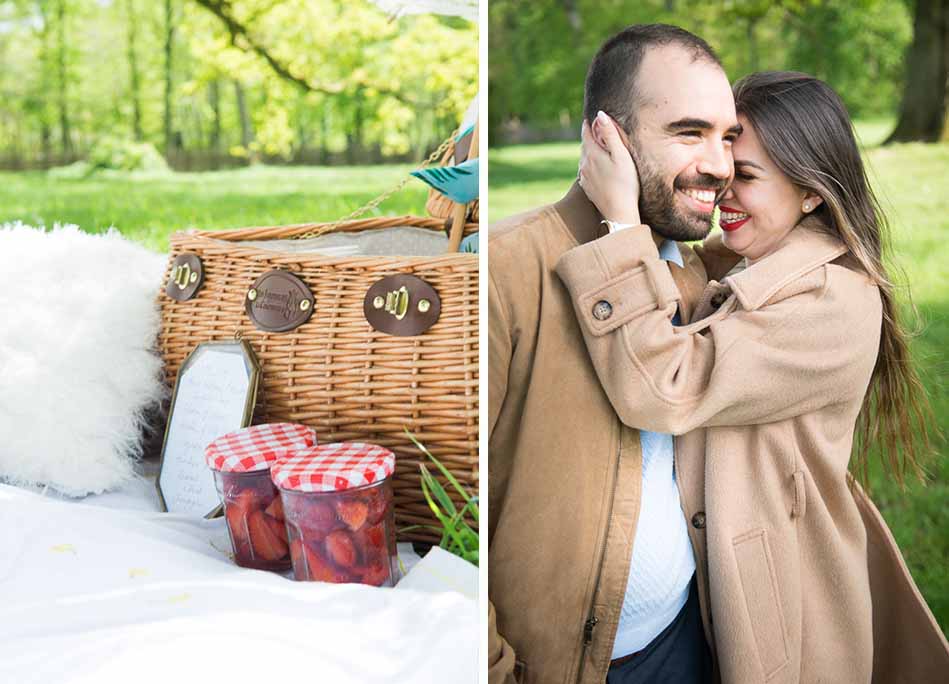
[488, 187, 716, 684]
[554, 215, 949, 683]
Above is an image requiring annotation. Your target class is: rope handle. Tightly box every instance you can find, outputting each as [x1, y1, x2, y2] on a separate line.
[294, 129, 460, 241]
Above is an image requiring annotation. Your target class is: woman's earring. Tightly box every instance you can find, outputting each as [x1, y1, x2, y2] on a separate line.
[803, 201, 811, 212]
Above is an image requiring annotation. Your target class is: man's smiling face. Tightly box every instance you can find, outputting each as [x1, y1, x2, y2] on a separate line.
[624, 45, 739, 241]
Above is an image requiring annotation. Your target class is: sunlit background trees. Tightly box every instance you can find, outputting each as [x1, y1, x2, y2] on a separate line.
[489, 0, 946, 145]
[0, 0, 477, 169]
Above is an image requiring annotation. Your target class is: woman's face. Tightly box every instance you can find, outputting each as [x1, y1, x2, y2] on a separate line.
[718, 115, 820, 262]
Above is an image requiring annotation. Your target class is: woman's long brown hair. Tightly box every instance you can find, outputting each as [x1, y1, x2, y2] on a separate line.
[733, 71, 934, 486]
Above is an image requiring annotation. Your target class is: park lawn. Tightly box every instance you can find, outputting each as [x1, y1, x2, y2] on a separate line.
[0, 164, 430, 253]
[489, 131, 949, 635]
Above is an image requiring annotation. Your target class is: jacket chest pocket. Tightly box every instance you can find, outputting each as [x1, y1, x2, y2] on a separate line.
[733, 529, 790, 679]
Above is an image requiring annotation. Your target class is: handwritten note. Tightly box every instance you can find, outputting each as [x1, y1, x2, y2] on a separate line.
[158, 344, 256, 516]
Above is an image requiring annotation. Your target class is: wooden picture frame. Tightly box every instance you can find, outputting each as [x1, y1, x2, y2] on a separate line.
[156, 339, 260, 517]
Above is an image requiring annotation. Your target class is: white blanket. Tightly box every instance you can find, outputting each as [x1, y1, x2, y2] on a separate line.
[0, 482, 478, 683]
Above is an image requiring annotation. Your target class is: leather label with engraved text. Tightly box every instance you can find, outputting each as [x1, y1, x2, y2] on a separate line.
[245, 270, 315, 333]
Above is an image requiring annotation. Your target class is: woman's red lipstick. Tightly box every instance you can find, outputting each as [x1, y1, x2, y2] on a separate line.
[719, 205, 750, 232]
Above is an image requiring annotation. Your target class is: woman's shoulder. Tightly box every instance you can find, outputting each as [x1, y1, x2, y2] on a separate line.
[823, 254, 883, 318]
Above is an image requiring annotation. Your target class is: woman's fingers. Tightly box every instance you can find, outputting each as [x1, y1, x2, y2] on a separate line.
[595, 111, 629, 161]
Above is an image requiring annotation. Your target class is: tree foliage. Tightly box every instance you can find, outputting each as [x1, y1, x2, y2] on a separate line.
[0, 0, 477, 167]
[488, 0, 913, 144]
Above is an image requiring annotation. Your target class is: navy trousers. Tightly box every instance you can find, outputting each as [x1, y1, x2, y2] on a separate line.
[606, 577, 713, 684]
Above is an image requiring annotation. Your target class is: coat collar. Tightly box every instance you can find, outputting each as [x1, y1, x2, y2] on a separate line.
[724, 215, 849, 311]
[553, 182, 609, 245]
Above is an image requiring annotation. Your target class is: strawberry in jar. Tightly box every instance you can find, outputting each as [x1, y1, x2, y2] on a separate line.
[205, 423, 317, 571]
[271, 442, 398, 586]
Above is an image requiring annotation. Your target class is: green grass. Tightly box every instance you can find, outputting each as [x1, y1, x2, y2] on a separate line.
[489, 125, 949, 636]
[0, 164, 430, 252]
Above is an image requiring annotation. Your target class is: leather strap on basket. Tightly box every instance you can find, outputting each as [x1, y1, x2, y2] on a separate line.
[293, 129, 460, 243]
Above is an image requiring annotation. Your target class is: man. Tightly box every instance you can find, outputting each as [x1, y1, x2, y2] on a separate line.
[488, 25, 739, 683]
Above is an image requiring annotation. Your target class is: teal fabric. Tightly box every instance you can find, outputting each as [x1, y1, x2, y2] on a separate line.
[411, 157, 479, 204]
[460, 233, 479, 253]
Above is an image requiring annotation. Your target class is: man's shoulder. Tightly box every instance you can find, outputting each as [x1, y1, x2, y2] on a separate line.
[489, 204, 558, 244]
[488, 202, 574, 269]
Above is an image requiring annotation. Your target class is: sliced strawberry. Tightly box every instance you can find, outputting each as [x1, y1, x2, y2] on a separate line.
[225, 502, 252, 549]
[302, 500, 337, 530]
[264, 496, 285, 522]
[290, 538, 306, 569]
[264, 512, 289, 545]
[366, 523, 386, 549]
[353, 522, 385, 567]
[336, 499, 369, 531]
[248, 509, 289, 561]
[229, 488, 260, 516]
[325, 529, 357, 568]
[364, 487, 391, 525]
[362, 559, 390, 587]
[304, 544, 350, 583]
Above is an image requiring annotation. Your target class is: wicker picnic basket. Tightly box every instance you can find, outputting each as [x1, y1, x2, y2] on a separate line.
[157, 215, 478, 544]
[425, 120, 480, 224]
[425, 143, 480, 223]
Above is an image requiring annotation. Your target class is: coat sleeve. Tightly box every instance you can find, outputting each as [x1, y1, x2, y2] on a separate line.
[486, 258, 521, 683]
[488, 266, 511, 440]
[554, 225, 881, 435]
[488, 601, 519, 684]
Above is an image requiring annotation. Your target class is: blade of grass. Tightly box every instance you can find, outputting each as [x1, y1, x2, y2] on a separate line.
[420, 463, 458, 516]
[406, 428, 473, 503]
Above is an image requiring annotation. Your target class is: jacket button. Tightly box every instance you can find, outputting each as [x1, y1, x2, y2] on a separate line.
[691, 512, 706, 529]
[592, 300, 613, 321]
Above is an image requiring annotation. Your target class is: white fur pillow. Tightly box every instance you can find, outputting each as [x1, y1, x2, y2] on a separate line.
[0, 223, 167, 496]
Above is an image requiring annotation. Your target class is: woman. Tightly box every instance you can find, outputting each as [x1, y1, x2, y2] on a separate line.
[556, 71, 948, 682]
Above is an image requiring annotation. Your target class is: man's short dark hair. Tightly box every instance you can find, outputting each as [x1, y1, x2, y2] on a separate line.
[583, 24, 722, 135]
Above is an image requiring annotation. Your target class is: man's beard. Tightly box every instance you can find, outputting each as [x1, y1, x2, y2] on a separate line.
[633, 151, 725, 243]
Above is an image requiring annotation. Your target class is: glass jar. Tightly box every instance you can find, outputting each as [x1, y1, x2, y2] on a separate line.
[213, 469, 291, 571]
[205, 423, 317, 571]
[271, 442, 398, 586]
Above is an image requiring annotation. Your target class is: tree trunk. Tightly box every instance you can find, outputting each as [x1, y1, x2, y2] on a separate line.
[125, 0, 143, 141]
[209, 79, 222, 155]
[234, 80, 254, 155]
[56, 0, 72, 157]
[319, 105, 329, 164]
[37, 1, 53, 165]
[346, 91, 364, 164]
[164, 0, 176, 154]
[561, 0, 581, 32]
[885, 0, 948, 143]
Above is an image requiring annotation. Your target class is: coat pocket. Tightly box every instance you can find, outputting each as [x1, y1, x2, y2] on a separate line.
[733, 529, 790, 679]
[791, 470, 806, 519]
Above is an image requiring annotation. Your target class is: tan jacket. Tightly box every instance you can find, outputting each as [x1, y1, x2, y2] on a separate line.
[488, 185, 712, 684]
[554, 211, 949, 683]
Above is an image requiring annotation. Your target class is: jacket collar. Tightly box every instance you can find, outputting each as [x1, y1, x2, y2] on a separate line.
[553, 182, 609, 245]
[724, 215, 848, 311]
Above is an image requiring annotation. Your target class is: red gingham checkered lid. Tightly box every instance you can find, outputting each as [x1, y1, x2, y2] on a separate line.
[205, 423, 317, 473]
[270, 442, 395, 492]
